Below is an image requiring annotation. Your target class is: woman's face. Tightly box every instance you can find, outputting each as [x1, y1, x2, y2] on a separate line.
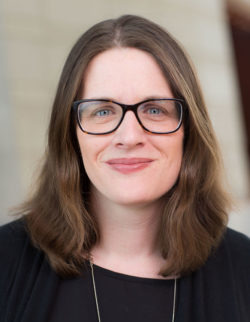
[77, 47, 184, 207]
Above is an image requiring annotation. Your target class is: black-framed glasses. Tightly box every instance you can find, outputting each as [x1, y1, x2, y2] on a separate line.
[72, 98, 184, 135]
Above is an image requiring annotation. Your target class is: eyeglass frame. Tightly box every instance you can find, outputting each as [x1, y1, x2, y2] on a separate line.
[72, 98, 185, 135]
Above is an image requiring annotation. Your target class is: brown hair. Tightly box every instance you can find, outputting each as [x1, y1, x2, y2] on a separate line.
[20, 15, 230, 277]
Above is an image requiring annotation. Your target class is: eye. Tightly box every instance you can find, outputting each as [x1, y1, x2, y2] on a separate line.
[90, 104, 118, 118]
[95, 109, 113, 117]
[143, 105, 166, 116]
[146, 107, 163, 115]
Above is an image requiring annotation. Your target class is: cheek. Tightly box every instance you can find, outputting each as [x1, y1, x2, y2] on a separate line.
[76, 130, 108, 169]
[76, 130, 92, 168]
[160, 128, 184, 159]
[173, 138, 183, 166]
[77, 141, 94, 169]
[160, 131, 184, 178]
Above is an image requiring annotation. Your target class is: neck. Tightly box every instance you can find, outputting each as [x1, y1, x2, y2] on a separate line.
[90, 189, 166, 278]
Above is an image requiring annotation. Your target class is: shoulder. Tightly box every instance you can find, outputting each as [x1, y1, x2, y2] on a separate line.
[222, 227, 250, 267]
[0, 217, 41, 278]
[0, 218, 29, 268]
[204, 227, 250, 276]
[209, 227, 250, 286]
[0, 218, 47, 301]
[0, 219, 59, 320]
[0, 217, 29, 255]
[0, 219, 30, 301]
[0, 217, 28, 240]
[0, 217, 28, 247]
[223, 227, 250, 258]
[224, 227, 250, 245]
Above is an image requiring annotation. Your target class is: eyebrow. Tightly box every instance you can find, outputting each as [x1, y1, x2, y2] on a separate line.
[143, 95, 174, 100]
[82, 95, 174, 101]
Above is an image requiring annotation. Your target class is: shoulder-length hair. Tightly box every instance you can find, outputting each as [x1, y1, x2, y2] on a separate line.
[21, 15, 230, 277]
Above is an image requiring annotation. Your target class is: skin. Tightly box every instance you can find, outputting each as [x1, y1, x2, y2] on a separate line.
[77, 47, 184, 278]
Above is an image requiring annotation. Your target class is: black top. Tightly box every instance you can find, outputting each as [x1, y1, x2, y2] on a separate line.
[49, 263, 175, 322]
[0, 218, 250, 322]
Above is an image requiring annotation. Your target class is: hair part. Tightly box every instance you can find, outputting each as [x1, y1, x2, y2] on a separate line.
[18, 15, 231, 277]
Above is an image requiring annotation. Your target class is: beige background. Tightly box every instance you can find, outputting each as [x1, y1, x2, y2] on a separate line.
[0, 0, 249, 235]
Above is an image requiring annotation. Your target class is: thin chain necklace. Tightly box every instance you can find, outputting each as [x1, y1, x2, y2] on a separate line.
[90, 261, 177, 322]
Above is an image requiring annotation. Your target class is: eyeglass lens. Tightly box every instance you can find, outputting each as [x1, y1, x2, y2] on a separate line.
[77, 100, 182, 134]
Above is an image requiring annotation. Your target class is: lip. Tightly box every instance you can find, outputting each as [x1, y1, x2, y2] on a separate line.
[105, 158, 154, 174]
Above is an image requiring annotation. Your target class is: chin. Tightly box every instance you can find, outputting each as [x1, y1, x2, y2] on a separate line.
[104, 190, 166, 208]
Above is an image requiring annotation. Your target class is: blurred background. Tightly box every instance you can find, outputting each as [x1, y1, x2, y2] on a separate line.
[0, 0, 249, 235]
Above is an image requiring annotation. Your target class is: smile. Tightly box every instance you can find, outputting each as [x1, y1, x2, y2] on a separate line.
[106, 158, 154, 174]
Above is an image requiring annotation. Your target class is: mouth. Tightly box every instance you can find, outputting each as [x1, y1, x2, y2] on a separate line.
[105, 158, 154, 174]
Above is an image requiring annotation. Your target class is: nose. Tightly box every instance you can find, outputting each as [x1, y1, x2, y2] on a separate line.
[112, 111, 146, 148]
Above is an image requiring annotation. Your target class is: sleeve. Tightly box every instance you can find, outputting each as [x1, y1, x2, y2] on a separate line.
[0, 219, 29, 318]
[0, 219, 60, 322]
[226, 228, 250, 320]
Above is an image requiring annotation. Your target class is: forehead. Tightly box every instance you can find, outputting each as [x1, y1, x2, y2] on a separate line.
[81, 47, 173, 102]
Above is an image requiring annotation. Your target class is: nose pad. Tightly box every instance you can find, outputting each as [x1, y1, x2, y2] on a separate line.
[119, 110, 145, 132]
[112, 111, 146, 147]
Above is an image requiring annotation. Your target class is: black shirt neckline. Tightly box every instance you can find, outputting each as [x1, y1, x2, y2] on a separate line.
[89, 262, 176, 285]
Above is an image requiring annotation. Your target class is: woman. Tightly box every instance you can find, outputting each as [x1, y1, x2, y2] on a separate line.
[0, 15, 249, 322]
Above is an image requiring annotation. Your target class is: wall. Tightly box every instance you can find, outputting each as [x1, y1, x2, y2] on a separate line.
[0, 0, 249, 233]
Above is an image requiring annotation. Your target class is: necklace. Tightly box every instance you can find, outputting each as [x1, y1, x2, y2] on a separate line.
[90, 261, 177, 322]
